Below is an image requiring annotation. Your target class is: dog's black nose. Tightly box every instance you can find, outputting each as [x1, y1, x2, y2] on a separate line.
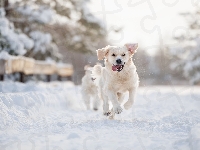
[116, 59, 122, 64]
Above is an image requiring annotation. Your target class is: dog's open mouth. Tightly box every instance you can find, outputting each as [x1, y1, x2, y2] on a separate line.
[112, 64, 124, 72]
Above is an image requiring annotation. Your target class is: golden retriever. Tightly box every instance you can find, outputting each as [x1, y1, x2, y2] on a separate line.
[92, 44, 139, 117]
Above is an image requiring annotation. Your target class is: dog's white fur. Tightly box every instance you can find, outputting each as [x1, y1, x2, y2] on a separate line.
[81, 65, 100, 111]
[92, 44, 139, 116]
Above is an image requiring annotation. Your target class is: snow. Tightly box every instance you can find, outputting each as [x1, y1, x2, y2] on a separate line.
[17, 5, 55, 24]
[169, 9, 200, 85]
[82, 1, 103, 27]
[57, 62, 73, 68]
[72, 35, 82, 42]
[29, 31, 52, 54]
[0, 8, 6, 17]
[0, 51, 11, 59]
[0, 8, 34, 55]
[18, 34, 34, 50]
[0, 82, 200, 150]
[189, 124, 200, 149]
[170, 37, 200, 84]
[0, 5, 60, 60]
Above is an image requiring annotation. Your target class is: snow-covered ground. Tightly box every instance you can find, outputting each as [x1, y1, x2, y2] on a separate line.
[0, 81, 200, 150]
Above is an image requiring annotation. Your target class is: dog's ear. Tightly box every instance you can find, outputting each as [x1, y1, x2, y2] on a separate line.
[125, 43, 138, 55]
[96, 46, 110, 60]
[96, 62, 102, 66]
[84, 65, 90, 70]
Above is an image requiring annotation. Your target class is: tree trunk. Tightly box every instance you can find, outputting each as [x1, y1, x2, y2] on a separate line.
[2, 0, 10, 16]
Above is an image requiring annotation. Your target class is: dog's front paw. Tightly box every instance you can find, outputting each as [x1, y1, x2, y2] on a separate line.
[124, 100, 133, 110]
[103, 111, 111, 116]
[93, 107, 98, 111]
[113, 105, 123, 114]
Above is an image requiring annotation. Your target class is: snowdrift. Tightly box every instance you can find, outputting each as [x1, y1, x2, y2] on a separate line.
[0, 82, 200, 150]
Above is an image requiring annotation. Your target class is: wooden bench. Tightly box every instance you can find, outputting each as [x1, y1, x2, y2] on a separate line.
[56, 63, 74, 81]
[0, 56, 73, 82]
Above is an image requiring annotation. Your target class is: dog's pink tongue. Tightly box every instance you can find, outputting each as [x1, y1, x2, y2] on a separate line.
[112, 65, 120, 71]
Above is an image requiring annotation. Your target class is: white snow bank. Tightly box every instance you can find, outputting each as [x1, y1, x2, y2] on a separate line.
[0, 84, 200, 150]
[0, 81, 74, 93]
[0, 81, 81, 120]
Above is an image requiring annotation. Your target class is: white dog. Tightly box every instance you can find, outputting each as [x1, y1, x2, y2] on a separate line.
[81, 65, 100, 111]
[92, 43, 139, 117]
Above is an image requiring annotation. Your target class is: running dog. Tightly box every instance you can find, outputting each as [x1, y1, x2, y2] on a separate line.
[81, 65, 100, 111]
[92, 44, 139, 117]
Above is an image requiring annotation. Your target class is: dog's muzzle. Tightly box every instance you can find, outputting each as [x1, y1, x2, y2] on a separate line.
[91, 77, 96, 82]
[112, 64, 124, 72]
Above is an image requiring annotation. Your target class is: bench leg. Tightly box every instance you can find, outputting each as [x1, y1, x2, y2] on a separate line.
[47, 75, 51, 82]
[58, 75, 62, 81]
[19, 72, 24, 83]
[0, 74, 4, 81]
[67, 76, 72, 81]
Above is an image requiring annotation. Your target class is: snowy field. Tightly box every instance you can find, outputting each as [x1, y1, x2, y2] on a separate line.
[0, 81, 200, 150]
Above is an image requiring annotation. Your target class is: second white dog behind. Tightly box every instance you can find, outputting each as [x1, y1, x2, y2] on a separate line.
[81, 65, 101, 111]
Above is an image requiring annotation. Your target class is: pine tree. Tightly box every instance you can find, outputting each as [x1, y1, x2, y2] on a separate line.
[1, 0, 107, 61]
[169, 8, 200, 84]
[0, 8, 34, 55]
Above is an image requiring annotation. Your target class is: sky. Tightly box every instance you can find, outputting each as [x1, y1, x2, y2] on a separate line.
[88, 0, 196, 54]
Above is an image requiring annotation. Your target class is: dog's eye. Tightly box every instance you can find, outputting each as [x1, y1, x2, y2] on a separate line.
[122, 54, 125, 56]
[112, 54, 116, 56]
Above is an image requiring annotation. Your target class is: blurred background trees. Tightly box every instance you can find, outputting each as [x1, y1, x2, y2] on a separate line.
[1, 0, 107, 56]
[0, 0, 108, 84]
[1, 0, 199, 85]
[168, 7, 200, 85]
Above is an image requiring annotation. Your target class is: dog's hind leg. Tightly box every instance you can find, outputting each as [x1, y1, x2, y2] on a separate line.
[99, 87, 111, 116]
[103, 97, 111, 116]
[82, 92, 91, 110]
[93, 93, 100, 111]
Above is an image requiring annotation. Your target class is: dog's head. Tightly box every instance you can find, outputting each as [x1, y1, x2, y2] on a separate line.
[96, 43, 138, 72]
